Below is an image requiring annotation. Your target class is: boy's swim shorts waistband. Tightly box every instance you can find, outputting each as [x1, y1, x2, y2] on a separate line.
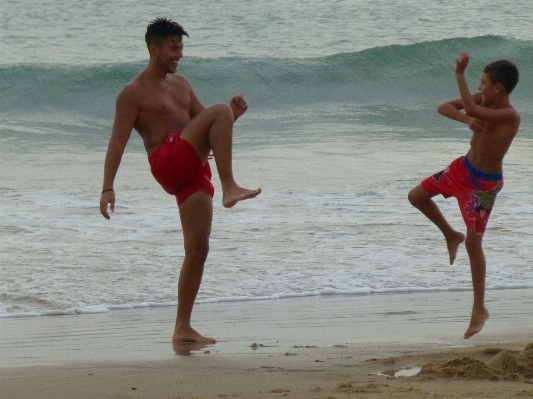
[462, 156, 503, 181]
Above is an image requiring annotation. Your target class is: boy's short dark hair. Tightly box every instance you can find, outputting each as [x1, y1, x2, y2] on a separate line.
[483, 60, 519, 93]
[145, 17, 188, 47]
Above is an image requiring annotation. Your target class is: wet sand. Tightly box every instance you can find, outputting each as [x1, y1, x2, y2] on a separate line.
[2, 289, 533, 398]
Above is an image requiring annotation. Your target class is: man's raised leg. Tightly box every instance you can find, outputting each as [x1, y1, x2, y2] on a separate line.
[180, 104, 261, 208]
[172, 189, 215, 343]
[408, 185, 465, 264]
[463, 232, 489, 339]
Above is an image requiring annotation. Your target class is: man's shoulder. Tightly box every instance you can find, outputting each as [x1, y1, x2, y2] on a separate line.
[116, 81, 141, 104]
[118, 71, 145, 93]
[130, 71, 190, 88]
[125, 70, 152, 90]
[167, 73, 191, 87]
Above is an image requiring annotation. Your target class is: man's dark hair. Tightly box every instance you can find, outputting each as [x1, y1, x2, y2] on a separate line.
[145, 17, 188, 47]
[483, 60, 519, 93]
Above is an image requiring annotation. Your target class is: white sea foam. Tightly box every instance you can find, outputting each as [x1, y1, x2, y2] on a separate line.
[2, 135, 533, 317]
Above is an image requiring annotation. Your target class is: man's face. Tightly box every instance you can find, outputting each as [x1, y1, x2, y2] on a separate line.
[155, 36, 184, 74]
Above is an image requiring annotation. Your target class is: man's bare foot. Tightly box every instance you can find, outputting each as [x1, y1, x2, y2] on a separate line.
[172, 341, 210, 356]
[222, 185, 261, 208]
[464, 307, 489, 339]
[172, 325, 216, 344]
[445, 231, 465, 265]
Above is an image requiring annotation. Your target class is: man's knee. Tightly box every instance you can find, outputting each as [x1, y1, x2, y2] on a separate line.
[210, 103, 234, 122]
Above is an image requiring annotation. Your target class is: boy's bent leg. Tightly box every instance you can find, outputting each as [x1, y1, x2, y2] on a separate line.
[408, 185, 465, 265]
[173, 189, 215, 343]
[180, 104, 261, 208]
[464, 232, 489, 339]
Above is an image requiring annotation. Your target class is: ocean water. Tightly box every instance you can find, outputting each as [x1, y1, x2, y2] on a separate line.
[1, 0, 533, 317]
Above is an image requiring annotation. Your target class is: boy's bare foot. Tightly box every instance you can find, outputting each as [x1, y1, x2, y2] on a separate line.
[464, 307, 489, 339]
[445, 231, 465, 265]
[172, 325, 216, 344]
[222, 185, 261, 208]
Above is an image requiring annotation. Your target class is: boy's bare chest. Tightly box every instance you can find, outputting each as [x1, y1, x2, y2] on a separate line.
[470, 125, 515, 155]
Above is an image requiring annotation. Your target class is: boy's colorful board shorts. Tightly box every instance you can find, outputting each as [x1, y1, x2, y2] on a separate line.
[149, 133, 214, 206]
[421, 156, 503, 236]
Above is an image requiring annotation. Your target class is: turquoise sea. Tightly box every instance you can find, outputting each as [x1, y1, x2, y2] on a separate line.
[1, 0, 533, 317]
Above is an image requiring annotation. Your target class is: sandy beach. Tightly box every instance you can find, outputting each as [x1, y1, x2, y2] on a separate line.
[2, 288, 533, 399]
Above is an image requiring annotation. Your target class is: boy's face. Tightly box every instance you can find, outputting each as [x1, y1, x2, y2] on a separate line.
[478, 73, 498, 105]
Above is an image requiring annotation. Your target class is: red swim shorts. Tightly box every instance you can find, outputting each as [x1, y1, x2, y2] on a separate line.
[421, 156, 503, 236]
[149, 133, 214, 206]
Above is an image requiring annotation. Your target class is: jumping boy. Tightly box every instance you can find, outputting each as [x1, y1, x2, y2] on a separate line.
[99, 18, 261, 343]
[408, 51, 520, 339]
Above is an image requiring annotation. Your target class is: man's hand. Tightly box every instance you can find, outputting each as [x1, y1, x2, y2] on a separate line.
[230, 95, 248, 121]
[100, 191, 115, 220]
[455, 51, 469, 75]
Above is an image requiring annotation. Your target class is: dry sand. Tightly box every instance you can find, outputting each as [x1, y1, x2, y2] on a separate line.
[2, 289, 533, 398]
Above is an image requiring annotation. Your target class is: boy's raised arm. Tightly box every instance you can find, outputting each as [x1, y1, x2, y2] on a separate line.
[438, 98, 469, 124]
[437, 93, 483, 127]
[455, 51, 519, 125]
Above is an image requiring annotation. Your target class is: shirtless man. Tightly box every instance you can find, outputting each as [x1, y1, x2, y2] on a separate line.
[99, 18, 261, 343]
[408, 51, 520, 339]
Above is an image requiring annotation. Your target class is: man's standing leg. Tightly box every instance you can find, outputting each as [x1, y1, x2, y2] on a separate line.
[173, 189, 215, 343]
[463, 232, 489, 339]
[172, 103, 260, 343]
